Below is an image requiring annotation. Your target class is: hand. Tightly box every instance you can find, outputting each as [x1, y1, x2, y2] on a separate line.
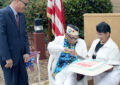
[65, 48, 78, 56]
[64, 48, 71, 52]
[5, 59, 13, 68]
[23, 54, 30, 63]
[70, 50, 78, 56]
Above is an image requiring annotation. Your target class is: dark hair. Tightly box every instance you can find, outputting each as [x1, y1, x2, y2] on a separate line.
[96, 22, 111, 34]
[68, 24, 79, 31]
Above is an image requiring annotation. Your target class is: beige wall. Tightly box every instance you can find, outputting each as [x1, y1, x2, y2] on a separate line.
[111, 0, 120, 13]
[84, 13, 120, 85]
[84, 13, 120, 49]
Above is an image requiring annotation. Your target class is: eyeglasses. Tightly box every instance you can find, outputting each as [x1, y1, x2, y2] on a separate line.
[20, 0, 28, 6]
[96, 33, 104, 39]
[67, 34, 78, 41]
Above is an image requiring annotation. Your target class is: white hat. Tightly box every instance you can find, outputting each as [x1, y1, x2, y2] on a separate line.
[66, 24, 79, 35]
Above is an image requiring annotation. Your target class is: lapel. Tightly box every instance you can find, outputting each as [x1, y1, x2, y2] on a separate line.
[19, 13, 23, 35]
[7, 6, 20, 34]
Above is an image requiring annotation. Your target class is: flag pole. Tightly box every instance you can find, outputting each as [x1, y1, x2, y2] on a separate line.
[48, 19, 51, 42]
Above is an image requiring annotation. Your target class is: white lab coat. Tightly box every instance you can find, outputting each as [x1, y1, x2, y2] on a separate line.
[47, 36, 88, 85]
[88, 37, 120, 85]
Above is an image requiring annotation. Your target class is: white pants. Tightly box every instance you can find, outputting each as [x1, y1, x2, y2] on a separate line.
[76, 76, 88, 85]
[54, 67, 88, 85]
[93, 70, 120, 85]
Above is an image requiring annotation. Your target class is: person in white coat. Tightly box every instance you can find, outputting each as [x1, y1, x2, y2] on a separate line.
[47, 24, 88, 85]
[88, 22, 120, 85]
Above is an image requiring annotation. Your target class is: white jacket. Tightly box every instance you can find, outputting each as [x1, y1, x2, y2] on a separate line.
[88, 38, 120, 69]
[47, 36, 88, 85]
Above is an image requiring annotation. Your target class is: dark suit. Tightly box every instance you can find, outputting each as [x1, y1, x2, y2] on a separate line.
[0, 6, 30, 85]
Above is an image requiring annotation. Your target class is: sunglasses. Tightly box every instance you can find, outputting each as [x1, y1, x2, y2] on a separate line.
[20, 0, 28, 6]
[67, 34, 78, 41]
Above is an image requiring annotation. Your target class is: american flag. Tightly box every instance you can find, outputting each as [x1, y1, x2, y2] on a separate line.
[47, 0, 65, 36]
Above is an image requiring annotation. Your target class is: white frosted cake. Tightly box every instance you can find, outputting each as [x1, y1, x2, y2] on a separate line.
[68, 59, 113, 76]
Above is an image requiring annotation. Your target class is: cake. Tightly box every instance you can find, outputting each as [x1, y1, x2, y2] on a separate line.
[68, 59, 113, 76]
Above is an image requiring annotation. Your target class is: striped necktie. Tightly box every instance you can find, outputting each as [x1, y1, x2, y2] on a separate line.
[16, 14, 20, 30]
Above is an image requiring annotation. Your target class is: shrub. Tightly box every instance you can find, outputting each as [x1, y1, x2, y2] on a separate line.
[24, 0, 48, 33]
[0, 0, 113, 38]
[63, 0, 113, 38]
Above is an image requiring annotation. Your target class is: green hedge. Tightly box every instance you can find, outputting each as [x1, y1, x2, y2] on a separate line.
[63, 0, 113, 38]
[0, 0, 10, 8]
[25, 0, 112, 38]
[0, 0, 3, 8]
[0, 0, 113, 38]
[25, 0, 48, 32]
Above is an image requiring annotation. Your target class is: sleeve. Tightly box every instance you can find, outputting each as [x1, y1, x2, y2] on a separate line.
[47, 37, 65, 55]
[107, 46, 120, 65]
[76, 40, 87, 58]
[88, 40, 96, 58]
[81, 40, 88, 58]
[0, 11, 11, 61]
[23, 14, 30, 54]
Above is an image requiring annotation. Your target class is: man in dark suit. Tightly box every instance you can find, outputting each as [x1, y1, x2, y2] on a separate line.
[0, 0, 30, 85]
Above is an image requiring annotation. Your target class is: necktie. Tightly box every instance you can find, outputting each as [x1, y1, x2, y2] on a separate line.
[16, 14, 20, 30]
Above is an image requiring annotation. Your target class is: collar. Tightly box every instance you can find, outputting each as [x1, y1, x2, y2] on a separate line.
[9, 5, 18, 19]
[103, 37, 112, 48]
[98, 37, 112, 48]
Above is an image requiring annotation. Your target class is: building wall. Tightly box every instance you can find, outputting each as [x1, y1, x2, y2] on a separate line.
[111, 0, 120, 13]
[84, 13, 120, 49]
[84, 13, 120, 85]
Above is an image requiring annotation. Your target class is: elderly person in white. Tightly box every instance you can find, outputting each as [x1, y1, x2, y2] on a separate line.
[47, 24, 88, 85]
[88, 22, 120, 85]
